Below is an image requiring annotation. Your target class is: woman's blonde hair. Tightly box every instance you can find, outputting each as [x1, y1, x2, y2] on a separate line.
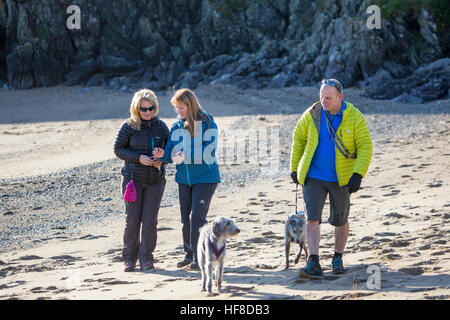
[171, 88, 209, 137]
[128, 89, 159, 130]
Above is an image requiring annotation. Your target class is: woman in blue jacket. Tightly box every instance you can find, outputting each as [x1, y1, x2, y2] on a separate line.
[153, 88, 220, 269]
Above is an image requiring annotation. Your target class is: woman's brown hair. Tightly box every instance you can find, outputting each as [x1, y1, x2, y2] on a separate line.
[171, 88, 210, 137]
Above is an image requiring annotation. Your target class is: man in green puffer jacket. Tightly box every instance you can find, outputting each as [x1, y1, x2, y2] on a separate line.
[290, 79, 372, 279]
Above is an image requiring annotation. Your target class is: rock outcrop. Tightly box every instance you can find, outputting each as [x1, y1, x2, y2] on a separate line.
[0, 0, 448, 102]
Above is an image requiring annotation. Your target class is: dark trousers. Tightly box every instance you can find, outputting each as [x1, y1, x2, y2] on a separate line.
[178, 182, 218, 262]
[121, 177, 166, 265]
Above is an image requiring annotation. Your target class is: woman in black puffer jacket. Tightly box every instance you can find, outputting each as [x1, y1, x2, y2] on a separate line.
[114, 89, 169, 272]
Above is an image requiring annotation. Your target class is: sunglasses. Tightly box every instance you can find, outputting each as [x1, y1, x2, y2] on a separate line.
[139, 106, 155, 112]
[322, 79, 343, 94]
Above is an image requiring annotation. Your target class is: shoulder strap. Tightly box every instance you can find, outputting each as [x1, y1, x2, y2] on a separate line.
[325, 113, 357, 160]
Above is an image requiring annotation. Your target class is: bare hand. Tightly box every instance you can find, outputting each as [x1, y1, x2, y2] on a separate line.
[149, 157, 162, 171]
[153, 147, 164, 158]
[172, 151, 185, 164]
[139, 154, 153, 166]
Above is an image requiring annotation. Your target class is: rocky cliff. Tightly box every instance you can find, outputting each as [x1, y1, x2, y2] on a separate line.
[0, 0, 449, 102]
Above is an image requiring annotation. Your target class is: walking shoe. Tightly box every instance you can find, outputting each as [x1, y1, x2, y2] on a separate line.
[177, 258, 193, 268]
[332, 256, 347, 274]
[124, 261, 136, 272]
[298, 260, 323, 279]
[189, 261, 200, 270]
[140, 261, 155, 271]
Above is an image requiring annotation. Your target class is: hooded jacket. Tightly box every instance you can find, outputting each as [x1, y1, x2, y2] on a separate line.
[159, 111, 220, 185]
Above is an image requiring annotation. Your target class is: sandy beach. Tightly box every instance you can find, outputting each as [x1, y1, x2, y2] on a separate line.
[0, 84, 449, 300]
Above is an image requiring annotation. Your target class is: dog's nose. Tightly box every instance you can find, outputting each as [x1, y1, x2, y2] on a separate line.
[236, 228, 240, 233]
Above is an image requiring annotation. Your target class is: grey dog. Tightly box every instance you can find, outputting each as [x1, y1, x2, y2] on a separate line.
[197, 216, 240, 295]
[284, 212, 308, 270]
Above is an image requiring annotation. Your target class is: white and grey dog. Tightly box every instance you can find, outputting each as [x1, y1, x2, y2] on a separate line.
[284, 212, 308, 270]
[197, 216, 240, 295]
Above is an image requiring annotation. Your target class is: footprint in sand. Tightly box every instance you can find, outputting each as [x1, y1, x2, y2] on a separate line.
[373, 232, 397, 240]
[30, 286, 50, 293]
[398, 164, 415, 168]
[325, 292, 376, 300]
[419, 244, 432, 250]
[267, 219, 284, 224]
[261, 231, 284, 240]
[383, 190, 401, 197]
[398, 266, 424, 276]
[245, 237, 269, 244]
[79, 234, 108, 240]
[16, 255, 43, 261]
[389, 240, 411, 248]
[225, 285, 255, 297]
[99, 248, 122, 257]
[157, 227, 173, 231]
[384, 253, 402, 260]
[431, 249, 450, 256]
[154, 282, 166, 288]
[103, 280, 137, 285]
[385, 212, 409, 219]
[253, 263, 278, 270]
[111, 255, 123, 262]
[50, 255, 83, 262]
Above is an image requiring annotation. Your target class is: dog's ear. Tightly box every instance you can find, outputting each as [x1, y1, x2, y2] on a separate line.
[212, 221, 221, 237]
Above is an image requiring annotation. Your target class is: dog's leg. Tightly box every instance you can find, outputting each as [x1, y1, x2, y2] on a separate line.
[199, 257, 206, 292]
[284, 240, 290, 270]
[294, 241, 303, 265]
[303, 241, 309, 262]
[206, 262, 214, 296]
[216, 258, 224, 293]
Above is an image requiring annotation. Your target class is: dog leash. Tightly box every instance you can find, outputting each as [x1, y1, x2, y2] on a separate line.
[295, 183, 298, 214]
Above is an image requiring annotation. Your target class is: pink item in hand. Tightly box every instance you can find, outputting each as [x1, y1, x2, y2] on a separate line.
[124, 180, 137, 202]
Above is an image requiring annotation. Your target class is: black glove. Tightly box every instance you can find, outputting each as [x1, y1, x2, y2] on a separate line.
[290, 171, 299, 184]
[347, 173, 362, 193]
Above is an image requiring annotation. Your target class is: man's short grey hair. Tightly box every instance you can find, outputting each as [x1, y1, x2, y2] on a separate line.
[321, 78, 343, 95]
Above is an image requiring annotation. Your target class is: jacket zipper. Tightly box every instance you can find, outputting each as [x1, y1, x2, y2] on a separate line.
[182, 136, 191, 186]
[335, 109, 349, 186]
[185, 162, 191, 186]
[147, 120, 151, 182]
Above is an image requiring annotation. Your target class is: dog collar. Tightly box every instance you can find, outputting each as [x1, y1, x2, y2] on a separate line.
[208, 237, 226, 258]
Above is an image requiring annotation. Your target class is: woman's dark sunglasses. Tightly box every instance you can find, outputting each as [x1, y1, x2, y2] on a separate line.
[139, 106, 155, 112]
